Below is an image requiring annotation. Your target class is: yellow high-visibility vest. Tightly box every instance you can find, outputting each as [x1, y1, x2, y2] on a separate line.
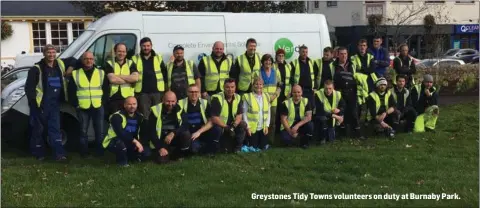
[203, 56, 232, 92]
[72, 68, 104, 109]
[107, 59, 135, 98]
[177, 98, 208, 124]
[315, 59, 335, 89]
[367, 91, 392, 120]
[243, 92, 269, 131]
[211, 92, 241, 124]
[167, 60, 195, 88]
[274, 62, 292, 97]
[261, 68, 281, 107]
[132, 54, 165, 92]
[34, 58, 67, 107]
[237, 53, 261, 91]
[149, 103, 183, 149]
[103, 111, 139, 148]
[315, 89, 342, 125]
[350, 53, 373, 74]
[292, 59, 315, 89]
[280, 97, 309, 130]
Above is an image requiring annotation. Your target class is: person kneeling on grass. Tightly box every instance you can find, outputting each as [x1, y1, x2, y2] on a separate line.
[178, 84, 219, 155]
[366, 78, 398, 138]
[242, 77, 271, 152]
[148, 91, 190, 164]
[411, 74, 439, 132]
[279, 84, 314, 149]
[390, 74, 417, 133]
[210, 78, 246, 153]
[103, 96, 145, 167]
[314, 80, 345, 144]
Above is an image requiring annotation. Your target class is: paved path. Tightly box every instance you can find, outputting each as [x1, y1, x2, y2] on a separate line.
[439, 96, 478, 106]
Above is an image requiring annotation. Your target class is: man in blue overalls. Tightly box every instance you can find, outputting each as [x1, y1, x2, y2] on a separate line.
[25, 45, 69, 161]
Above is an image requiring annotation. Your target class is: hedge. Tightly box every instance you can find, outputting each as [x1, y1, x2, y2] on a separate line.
[385, 64, 479, 96]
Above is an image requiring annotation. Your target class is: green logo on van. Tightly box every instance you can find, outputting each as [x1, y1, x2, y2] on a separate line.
[274, 38, 295, 59]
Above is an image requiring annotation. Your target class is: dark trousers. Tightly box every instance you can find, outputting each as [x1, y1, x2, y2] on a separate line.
[107, 138, 145, 165]
[280, 121, 314, 146]
[108, 98, 125, 116]
[136, 92, 163, 120]
[191, 127, 222, 154]
[302, 88, 315, 109]
[77, 107, 104, 157]
[316, 116, 338, 142]
[397, 107, 417, 132]
[30, 104, 65, 159]
[341, 90, 362, 137]
[148, 130, 192, 163]
[216, 122, 246, 153]
[370, 111, 399, 135]
[276, 92, 287, 134]
[246, 130, 268, 149]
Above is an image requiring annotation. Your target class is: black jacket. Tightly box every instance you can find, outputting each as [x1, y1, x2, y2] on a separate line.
[411, 85, 438, 114]
[332, 60, 357, 92]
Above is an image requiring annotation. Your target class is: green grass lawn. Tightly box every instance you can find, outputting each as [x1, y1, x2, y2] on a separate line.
[2, 102, 479, 207]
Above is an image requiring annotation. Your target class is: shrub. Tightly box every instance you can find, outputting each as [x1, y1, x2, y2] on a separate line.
[386, 64, 479, 95]
[1, 21, 13, 40]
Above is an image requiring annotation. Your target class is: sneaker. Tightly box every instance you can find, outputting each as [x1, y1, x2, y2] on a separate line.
[248, 146, 257, 152]
[55, 156, 67, 162]
[254, 148, 261, 152]
[241, 145, 250, 153]
[264, 144, 270, 150]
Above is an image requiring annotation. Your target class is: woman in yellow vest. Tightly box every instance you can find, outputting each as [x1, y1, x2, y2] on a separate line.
[241, 77, 271, 152]
[260, 54, 282, 146]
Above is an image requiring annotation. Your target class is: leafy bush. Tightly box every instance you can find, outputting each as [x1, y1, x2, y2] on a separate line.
[386, 64, 479, 95]
[1, 21, 13, 40]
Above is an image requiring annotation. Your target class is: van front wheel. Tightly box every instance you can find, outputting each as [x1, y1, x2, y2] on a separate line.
[46, 114, 79, 150]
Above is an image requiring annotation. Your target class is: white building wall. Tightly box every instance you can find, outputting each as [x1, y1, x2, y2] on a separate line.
[1, 22, 31, 66]
[307, 1, 479, 27]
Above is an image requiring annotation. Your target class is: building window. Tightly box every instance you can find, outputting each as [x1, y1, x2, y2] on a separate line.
[50, 22, 68, 53]
[425, 1, 445, 3]
[314, 1, 319, 8]
[455, 0, 475, 3]
[366, 4, 384, 17]
[327, 1, 338, 7]
[32, 23, 47, 53]
[391, 0, 413, 3]
[72, 22, 85, 40]
[365, 1, 385, 3]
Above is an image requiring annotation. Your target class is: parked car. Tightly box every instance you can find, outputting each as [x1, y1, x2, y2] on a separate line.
[470, 56, 479, 64]
[416, 59, 465, 68]
[443, 48, 479, 64]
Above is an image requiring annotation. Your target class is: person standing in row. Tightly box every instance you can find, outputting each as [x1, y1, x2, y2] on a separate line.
[332, 47, 365, 139]
[279, 85, 314, 149]
[199, 41, 233, 100]
[167, 45, 201, 100]
[314, 80, 345, 144]
[273, 49, 292, 134]
[26, 44, 69, 161]
[105, 43, 139, 116]
[316, 47, 335, 89]
[242, 77, 271, 152]
[148, 91, 190, 164]
[290, 45, 319, 107]
[68, 51, 107, 158]
[210, 79, 246, 153]
[103, 96, 145, 167]
[366, 78, 397, 138]
[230, 38, 262, 95]
[368, 36, 390, 77]
[393, 44, 416, 89]
[260, 54, 282, 145]
[351, 39, 376, 121]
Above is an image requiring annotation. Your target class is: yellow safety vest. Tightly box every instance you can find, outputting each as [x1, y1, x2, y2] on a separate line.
[237, 53, 261, 91]
[107, 59, 135, 98]
[367, 91, 392, 120]
[103, 111, 139, 148]
[261, 69, 281, 107]
[243, 92, 269, 131]
[132, 54, 165, 92]
[203, 56, 232, 92]
[389, 88, 409, 108]
[177, 98, 208, 124]
[392, 56, 415, 85]
[315, 59, 335, 89]
[211, 92, 241, 124]
[34, 58, 67, 107]
[315, 89, 342, 125]
[413, 84, 436, 101]
[149, 103, 183, 149]
[167, 60, 195, 88]
[280, 97, 309, 130]
[354, 73, 370, 105]
[350, 53, 373, 74]
[274, 62, 292, 97]
[292, 59, 315, 89]
[72, 68, 104, 109]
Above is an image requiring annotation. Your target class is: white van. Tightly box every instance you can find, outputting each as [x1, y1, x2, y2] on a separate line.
[1, 11, 330, 147]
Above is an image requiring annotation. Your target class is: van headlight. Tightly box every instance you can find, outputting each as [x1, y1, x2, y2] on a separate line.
[2, 86, 25, 113]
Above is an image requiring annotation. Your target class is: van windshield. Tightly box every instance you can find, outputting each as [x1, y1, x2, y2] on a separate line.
[58, 30, 94, 59]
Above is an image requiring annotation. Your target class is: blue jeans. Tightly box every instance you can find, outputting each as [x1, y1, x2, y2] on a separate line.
[77, 107, 104, 156]
[29, 104, 65, 159]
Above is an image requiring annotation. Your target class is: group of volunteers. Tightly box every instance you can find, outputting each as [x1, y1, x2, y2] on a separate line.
[25, 36, 439, 166]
